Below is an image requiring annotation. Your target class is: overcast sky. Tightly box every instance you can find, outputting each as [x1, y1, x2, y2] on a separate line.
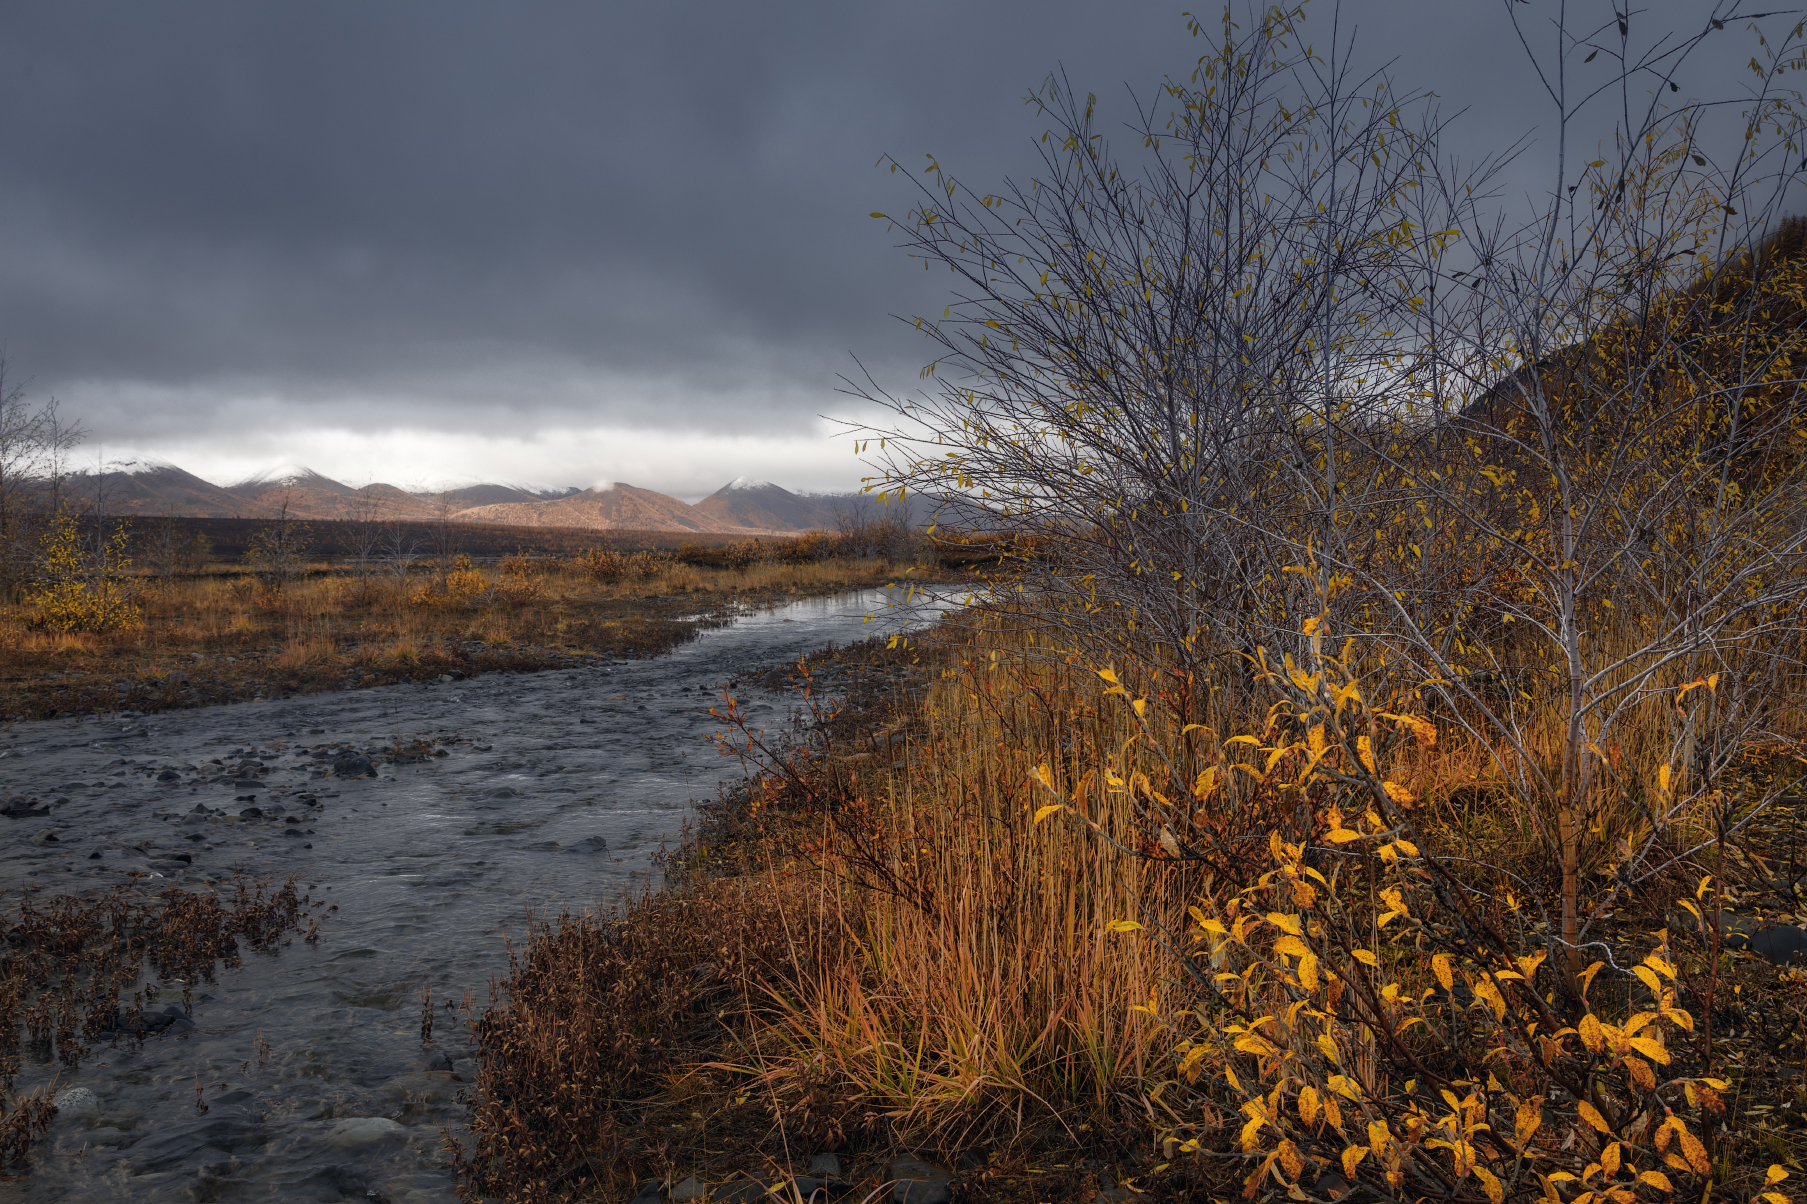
[0, 1, 1778, 498]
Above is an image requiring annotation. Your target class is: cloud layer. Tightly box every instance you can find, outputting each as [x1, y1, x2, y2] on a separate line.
[0, 1, 1773, 494]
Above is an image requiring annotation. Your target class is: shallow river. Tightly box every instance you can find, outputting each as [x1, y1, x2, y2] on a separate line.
[0, 587, 943, 1203]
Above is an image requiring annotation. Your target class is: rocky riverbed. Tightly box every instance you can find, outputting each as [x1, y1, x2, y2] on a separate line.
[0, 587, 953, 1203]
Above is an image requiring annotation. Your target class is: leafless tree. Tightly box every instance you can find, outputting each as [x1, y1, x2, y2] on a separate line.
[344, 483, 387, 584]
[852, 0, 1807, 985]
[0, 360, 82, 598]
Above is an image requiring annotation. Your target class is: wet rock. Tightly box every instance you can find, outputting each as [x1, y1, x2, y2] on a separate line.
[671, 1177, 707, 1201]
[630, 1183, 665, 1204]
[379, 1072, 461, 1103]
[891, 1157, 952, 1204]
[28, 828, 58, 845]
[156, 769, 180, 782]
[51, 1086, 100, 1118]
[485, 787, 521, 799]
[238, 807, 264, 819]
[105, 1003, 194, 1037]
[715, 1179, 769, 1204]
[122, 1104, 260, 1172]
[332, 754, 376, 779]
[327, 1116, 406, 1146]
[1752, 926, 1807, 965]
[567, 835, 609, 855]
[1, 797, 49, 819]
[807, 1153, 843, 1178]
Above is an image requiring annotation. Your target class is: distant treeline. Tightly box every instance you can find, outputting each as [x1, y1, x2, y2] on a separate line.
[97, 513, 1019, 568]
[111, 516, 756, 562]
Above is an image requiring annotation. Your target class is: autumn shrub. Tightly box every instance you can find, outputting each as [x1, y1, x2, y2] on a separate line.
[578, 547, 628, 584]
[1076, 610, 1760, 1203]
[27, 510, 141, 633]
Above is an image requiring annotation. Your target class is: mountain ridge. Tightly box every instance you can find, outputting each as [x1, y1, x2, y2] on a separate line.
[59, 460, 864, 533]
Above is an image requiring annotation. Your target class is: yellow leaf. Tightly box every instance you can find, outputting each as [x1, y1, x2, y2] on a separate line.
[1601, 1143, 1621, 1177]
[1267, 913, 1303, 936]
[1105, 919, 1143, 933]
[1358, 735, 1376, 773]
[1474, 1165, 1504, 1204]
[1676, 1127, 1711, 1176]
[1342, 1146, 1369, 1178]
[1033, 804, 1066, 825]
[1239, 1116, 1264, 1151]
[1432, 954, 1454, 991]
[1626, 1036, 1670, 1065]
[1383, 781, 1416, 804]
[1317, 1033, 1340, 1062]
[1578, 1013, 1607, 1054]
[1395, 838, 1420, 856]
[1351, 948, 1379, 967]
[1298, 1085, 1321, 1127]
[1515, 1099, 1542, 1148]
[1633, 965, 1663, 995]
[1325, 828, 1363, 844]
[1577, 1100, 1611, 1133]
[1299, 950, 1320, 991]
[1659, 764, 1672, 795]
[1132, 697, 1148, 718]
[1273, 934, 1310, 958]
[1768, 1167, 1790, 1187]
[1097, 668, 1119, 685]
[1277, 1138, 1304, 1180]
[1623, 1055, 1655, 1089]
[1034, 764, 1057, 792]
[1192, 766, 1218, 799]
[1638, 1171, 1674, 1192]
[1644, 953, 1678, 980]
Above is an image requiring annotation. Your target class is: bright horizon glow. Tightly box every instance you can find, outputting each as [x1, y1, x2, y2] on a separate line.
[80, 419, 879, 505]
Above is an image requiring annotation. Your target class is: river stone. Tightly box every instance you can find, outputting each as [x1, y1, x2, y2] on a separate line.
[379, 1072, 461, 1103]
[52, 1086, 100, 1117]
[332, 754, 376, 779]
[328, 1116, 406, 1146]
[123, 1105, 261, 1172]
[891, 1157, 952, 1204]
[1752, 925, 1807, 964]
[715, 1180, 769, 1203]
[806, 1154, 843, 1178]
[671, 1176, 707, 1201]
[28, 828, 57, 845]
[567, 834, 609, 855]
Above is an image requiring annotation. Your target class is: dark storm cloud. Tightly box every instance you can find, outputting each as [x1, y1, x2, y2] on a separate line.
[0, 1, 1778, 458]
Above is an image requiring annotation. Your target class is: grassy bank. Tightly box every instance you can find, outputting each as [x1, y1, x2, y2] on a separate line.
[0, 553, 960, 721]
[456, 612, 1807, 1203]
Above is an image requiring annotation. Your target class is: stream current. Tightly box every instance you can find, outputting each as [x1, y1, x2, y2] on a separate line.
[0, 587, 943, 1203]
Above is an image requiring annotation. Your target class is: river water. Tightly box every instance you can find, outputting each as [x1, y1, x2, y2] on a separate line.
[0, 587, 945, 1204]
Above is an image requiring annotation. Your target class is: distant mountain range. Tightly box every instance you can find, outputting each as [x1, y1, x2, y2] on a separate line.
[66, 460, 873, 534]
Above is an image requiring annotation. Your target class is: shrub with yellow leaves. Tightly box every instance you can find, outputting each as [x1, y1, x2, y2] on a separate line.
[27, 509, 141, 634]
[1087, 613, 1769, 1204]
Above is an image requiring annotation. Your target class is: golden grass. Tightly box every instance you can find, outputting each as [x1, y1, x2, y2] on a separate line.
[461, 611, 1807, 1201]
[0, 553, 951, 719]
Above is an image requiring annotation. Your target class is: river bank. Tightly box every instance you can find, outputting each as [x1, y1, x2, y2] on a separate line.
[0, 557, 970, 722]
[0, 587, 951, 1202]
